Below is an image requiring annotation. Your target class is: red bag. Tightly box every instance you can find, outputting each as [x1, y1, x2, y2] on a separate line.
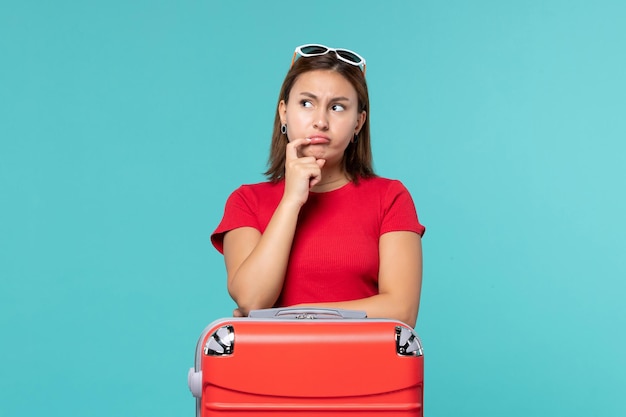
[188, 308, 424, 416]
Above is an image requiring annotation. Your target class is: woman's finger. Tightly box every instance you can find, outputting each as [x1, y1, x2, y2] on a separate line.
[285, 137, 311, 161]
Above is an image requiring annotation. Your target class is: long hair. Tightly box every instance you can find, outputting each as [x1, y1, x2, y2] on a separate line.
[264, 53, 375, 182]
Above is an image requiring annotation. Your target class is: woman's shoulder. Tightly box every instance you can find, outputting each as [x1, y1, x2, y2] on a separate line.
[232, 180, 284, 196]
[355, 176, 408, 191]
[351, 177, 415, 206]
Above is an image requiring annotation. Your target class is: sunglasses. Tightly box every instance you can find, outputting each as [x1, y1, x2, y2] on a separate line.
[292, 44, 367, 75]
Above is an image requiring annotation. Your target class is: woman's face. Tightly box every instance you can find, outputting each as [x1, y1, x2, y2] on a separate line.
[279, 70, 366, 167]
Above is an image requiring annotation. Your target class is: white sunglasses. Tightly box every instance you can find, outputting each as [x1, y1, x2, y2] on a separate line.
[292, 44, 367, 75]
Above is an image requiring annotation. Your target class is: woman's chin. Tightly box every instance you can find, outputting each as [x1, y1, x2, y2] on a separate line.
[302, 149, 327, 160]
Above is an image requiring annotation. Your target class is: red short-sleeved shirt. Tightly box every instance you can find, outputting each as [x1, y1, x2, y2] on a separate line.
[211, 177, 425, 306]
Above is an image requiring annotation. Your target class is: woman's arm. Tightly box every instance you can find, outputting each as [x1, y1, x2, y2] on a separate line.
[223, 200, 300, 315]
[294, 231, 423, 327]
[224, 138, 325, 315]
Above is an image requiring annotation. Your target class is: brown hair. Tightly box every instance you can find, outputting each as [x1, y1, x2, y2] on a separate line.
[264, 53, 375, 182]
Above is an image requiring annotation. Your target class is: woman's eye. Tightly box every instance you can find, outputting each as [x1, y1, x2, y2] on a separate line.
[331, 104, 345, 112]
[300, 100, 313, 108]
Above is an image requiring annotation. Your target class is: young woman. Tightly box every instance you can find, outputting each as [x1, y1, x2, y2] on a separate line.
[211, 44, 425, 327]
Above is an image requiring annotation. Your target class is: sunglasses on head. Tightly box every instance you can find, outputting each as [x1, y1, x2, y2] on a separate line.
[292, 44, 367, 75]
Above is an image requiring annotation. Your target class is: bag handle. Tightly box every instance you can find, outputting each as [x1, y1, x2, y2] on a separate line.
[248, 307, 367, 319]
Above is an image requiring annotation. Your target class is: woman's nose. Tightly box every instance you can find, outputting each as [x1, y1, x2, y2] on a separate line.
[313, 110, 329, 130]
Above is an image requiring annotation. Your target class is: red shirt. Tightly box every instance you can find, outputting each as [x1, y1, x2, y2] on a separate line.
[211, 177, 425, 306]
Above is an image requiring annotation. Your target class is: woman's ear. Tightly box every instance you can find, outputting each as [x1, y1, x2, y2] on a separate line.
[355, 110, 367, 134]
[279, 100, 287, 124]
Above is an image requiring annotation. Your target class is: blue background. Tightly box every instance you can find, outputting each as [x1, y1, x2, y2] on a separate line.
[1, 1, 625, 416]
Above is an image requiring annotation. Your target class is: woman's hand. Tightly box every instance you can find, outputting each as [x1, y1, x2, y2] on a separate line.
[283, 138, 326, 207]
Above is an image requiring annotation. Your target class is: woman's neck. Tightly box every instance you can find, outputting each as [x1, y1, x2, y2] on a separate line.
[310, 169, 350, 193]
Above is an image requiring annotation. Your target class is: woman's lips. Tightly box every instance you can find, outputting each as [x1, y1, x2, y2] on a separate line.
[308, 136, 330, 144]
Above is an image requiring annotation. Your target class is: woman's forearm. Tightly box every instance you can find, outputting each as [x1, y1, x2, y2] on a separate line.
[225, 199, 302, 314]
[293, 293, 419, 328]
